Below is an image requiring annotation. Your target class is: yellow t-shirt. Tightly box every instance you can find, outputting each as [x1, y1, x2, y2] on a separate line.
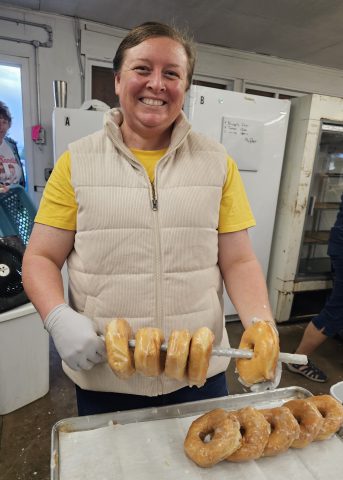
[35, 149, 256, 233]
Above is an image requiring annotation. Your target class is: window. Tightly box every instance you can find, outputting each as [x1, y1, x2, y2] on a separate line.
[245, 84, 305, 100]
[192, 79, 227, 90]
[91, 65, 119, 108]
[192, 75, 234, 91]
[0, 63, 27, 185]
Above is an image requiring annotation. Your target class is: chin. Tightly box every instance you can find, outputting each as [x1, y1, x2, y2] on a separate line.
[140, 116, 169, 128]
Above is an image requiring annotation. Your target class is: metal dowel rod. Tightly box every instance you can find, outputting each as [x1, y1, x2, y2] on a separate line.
[126, 339, 307, 365]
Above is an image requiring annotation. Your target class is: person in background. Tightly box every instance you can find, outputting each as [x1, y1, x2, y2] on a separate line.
[23, 21, 280, 416]
[287, 193, 343, 382]
[0, 101, 25, 192]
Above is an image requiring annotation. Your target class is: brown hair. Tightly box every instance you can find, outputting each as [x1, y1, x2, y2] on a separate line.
[113, 21, 196, 89]
[0, 101, 12, 126]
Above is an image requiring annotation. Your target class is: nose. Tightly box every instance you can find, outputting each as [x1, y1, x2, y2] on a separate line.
[146, 70, 166, 92]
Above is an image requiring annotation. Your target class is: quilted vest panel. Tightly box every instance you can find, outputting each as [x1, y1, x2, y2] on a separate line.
[64, 110, 231, 395]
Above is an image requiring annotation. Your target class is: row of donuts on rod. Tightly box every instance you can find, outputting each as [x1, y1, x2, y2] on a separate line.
[105, 318, 280, 387]
[184, 395, 343, 467]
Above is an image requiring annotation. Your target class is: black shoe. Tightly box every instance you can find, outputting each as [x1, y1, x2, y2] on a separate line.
[287, 358, 328, 383]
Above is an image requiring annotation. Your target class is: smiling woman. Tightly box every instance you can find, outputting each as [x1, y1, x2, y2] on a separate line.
[23, 21, 277, 417]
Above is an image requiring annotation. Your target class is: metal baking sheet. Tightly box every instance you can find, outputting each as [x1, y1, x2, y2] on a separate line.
[51, 386, 342, 479]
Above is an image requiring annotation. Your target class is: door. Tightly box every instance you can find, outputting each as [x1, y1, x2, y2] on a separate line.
[297, 121, 343, 279]
[0, 53, 34, 202]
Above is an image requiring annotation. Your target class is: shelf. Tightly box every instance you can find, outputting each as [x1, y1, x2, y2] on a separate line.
[304, 231, 330, 244]
[298, 256, 332, 276]
[319, 172, 343, 178]
[314, 202, 340, 210]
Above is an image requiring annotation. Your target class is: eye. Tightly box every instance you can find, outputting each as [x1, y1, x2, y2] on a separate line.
[133, 65, 151, 75]
[164, 70, 180, 79]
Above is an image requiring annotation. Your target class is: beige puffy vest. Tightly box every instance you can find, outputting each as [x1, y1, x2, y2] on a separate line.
[63, 109, 231, 395]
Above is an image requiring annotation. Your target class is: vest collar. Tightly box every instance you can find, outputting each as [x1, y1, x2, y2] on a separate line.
[103, 108, 192, 155]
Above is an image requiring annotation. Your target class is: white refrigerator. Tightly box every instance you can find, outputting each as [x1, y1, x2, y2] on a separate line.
[52, 107, 106, 162]
[184, 86, 290, 317]
[52, 106, 107, 298]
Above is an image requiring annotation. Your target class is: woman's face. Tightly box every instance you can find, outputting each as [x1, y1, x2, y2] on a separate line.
[115, 36, 189, 146]
[0, 116, 10, 142]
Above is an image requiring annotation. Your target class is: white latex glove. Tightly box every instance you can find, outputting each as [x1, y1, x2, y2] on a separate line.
[238, 317, 282, 392]
[44, 304, 107, 371]
[248, 360, 282, 392]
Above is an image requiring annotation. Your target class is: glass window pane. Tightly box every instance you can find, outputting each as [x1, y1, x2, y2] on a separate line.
[92, 66, 119, 108]
[245, 88, 275, 98]
[0, 64, 26, 186]
[297, 122, 343, 278]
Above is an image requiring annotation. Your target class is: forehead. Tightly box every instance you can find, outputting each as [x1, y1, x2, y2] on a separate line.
[123, 36, 188, 68]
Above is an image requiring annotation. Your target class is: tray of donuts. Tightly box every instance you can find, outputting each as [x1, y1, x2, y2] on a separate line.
[51, 386, 343, 480]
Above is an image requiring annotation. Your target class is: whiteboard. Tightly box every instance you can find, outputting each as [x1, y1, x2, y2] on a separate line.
[221, 116, 263, 171]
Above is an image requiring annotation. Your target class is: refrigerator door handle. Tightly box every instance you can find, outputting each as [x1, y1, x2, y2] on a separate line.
[308, 195, 316, 216]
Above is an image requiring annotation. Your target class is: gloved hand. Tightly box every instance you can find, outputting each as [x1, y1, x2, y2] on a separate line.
[237, 317, 282, 392]
[248, 360, 282, 392]
[44, 304, 107, 371]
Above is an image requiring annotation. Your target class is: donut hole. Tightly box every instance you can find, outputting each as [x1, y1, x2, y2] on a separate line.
[293, 414, 302, 425]
[269, 421, 276, 433]
[200, 429, 215, 443]
[239, 426, 246, 436]
[316, 407, 327, 418]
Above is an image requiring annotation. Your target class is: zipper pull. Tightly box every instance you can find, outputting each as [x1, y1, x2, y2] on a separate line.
[151, 182, 158, 211]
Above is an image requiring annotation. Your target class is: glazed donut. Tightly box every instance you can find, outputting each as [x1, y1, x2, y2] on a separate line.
[226, 406, 271, 462]
[187, 327, 215, 387]
[283, 399, 324, 448]
[260, 407, 300, 456]
[134, 327, 165, 377]
[306, 395, 343, 440]
[236, 320, 279, 385]
[184, 408, 242, 468]
[105, 318, 135, 379]
[164, 329, 191, 381]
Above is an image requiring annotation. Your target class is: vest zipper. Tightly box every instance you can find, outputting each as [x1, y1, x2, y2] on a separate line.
[151, 181, 158, 210]
[151, 176, 163, 395]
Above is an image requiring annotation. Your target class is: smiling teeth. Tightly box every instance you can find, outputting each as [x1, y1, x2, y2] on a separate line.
[141, 98, 164, 106]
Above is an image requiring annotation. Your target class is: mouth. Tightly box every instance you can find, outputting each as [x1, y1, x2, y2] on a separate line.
[139, 97, 166, 106]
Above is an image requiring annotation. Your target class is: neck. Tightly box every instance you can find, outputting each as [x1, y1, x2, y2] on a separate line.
[120, 122, 172, 150]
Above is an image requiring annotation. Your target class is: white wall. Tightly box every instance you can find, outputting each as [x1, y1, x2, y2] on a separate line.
[1, 5, 343, 205]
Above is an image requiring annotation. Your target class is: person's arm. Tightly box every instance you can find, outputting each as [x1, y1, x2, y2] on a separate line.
[219, 230, 282, 391]
[23, 223, 107, 371]
[22, 223, 75, 320]
[218, 229, 274, 328]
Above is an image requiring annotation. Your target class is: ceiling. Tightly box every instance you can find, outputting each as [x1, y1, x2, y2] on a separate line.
[2, 0, 343, 70]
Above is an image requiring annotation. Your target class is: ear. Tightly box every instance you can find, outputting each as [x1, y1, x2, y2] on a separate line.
[114, 74, 121, 96]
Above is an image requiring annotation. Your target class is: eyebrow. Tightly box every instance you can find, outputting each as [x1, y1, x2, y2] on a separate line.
[130, 58, 183, 68]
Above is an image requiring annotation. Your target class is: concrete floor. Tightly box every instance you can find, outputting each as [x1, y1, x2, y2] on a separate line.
[0, 319, 342, 480]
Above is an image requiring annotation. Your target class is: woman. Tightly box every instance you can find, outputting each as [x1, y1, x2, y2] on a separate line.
[0, 101, 25, 192]
[23, 22, 278, 416]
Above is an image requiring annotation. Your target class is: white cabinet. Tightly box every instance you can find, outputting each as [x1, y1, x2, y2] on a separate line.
[268, 94, 343, 322]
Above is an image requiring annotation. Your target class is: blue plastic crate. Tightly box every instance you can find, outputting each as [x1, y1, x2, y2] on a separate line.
[0, 185, 36, 245]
